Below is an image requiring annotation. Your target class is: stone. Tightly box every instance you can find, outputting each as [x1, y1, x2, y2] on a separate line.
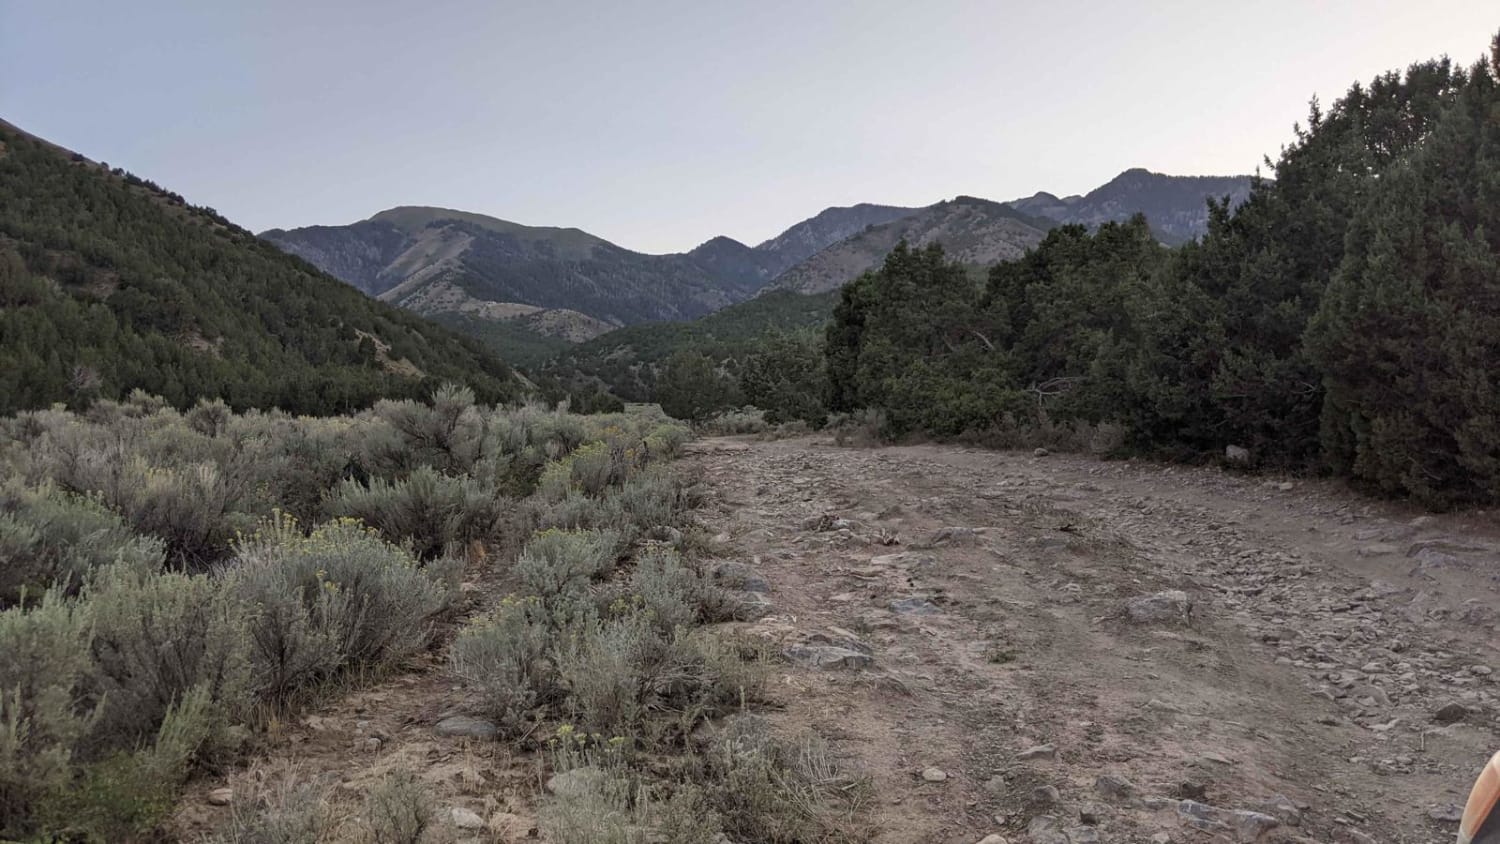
[1225, 445, 1251, 464]
[447, 807, 485, 830]
[1033, 448, 1050, 457]
[1150, 834, 1172, 844]
[1232, 810, 1281, 841]
[1026, 815, 1070, 844]
[1126, 590, 1192, 625]
[977, 836, 1009, 844]
[729, 590, 775, 620]
[890, 597, 941, 615]
[1430, 803, 1464, 823]
[712, 561, 770, 593]
[1018, 744, 1056, 761]
[1078, 801, 1108, 825]
[929, 526, 978, 546]
[1067, 828, 1101, 843]
[1095, 773, 1137, 801]
[206, 787, 233, 806]
[784, 643, 873, 670]
[921, 766, 948, 782]
[1434, 701, 1469, 724]
[1251, 793, 1301, 826]
[434, 715, 499, 740]
[1032, 785, 1061, 804]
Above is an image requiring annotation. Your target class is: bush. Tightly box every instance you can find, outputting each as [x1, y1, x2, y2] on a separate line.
[515, 528, 623, 622]
[207, 775, 334, 844]
[541, 768, 721, 844]
[326, 465, 506, 561]
[0, 588, 97, 838]
[627, 548, 729, 630]
[362, 770, 433, 844]
[450, 597, 559, 736]
[228, 517, 450, 701]
[0, 482, 164, 606]
[83, 565, 252, 752]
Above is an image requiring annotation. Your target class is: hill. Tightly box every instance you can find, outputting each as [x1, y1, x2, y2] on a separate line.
[549, 289, 837, 401]
[1008, 169, 1254, 244]
[0, 120, 518, 415]
[768, 196, 1053, 294]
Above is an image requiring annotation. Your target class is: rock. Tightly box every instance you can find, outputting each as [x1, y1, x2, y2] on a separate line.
[1357, 543, 1399, 557]
[1225, 445, 1251, 464]
[928, 526, 978, 547]
[1179, 801, 1280, 842]
[1018, 744, 1056, 761]
[1032, 784, 1061, 804]
[206, 787, 233, 806]
[1033, 448, 1050, 458]
[1078, 801, 1108, 825]
[363, 737, 383, 752]
[434, 715, 499, 740]
[1125, 590, 1192, 625]
[921, 766, 948, 782]
[1095, 773, 1137, 801]
[977, 835, 1009, 844]
[1232, 810, 1281, 841]
[1434, 700, 1469, 724]
[784, 641, 873, 671]
[712, 561, 770, 593]
[447, 807, 485, 830]
[1430, 803, 1464, 823]
[1150, 834, 1171, 844]
[1026, 815, 1070, 844]
[1251, 794, 1301, 826]
[1275, 481, 1295, 492]
[729, 590, 775, 620]
[546, 767, 606, 799]
[890, 596, 941, 615]
[1067, 828, 1101, 844]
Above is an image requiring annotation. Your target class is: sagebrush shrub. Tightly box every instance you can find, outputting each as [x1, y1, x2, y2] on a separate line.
[228, 516, 449, 700]
[0, 481, 164, 606]
[362, 769, 433, 844]
[627, 548, 729, 630]
[450, 597, 559, 735]
[0, 588, 97, 838]
[515, 528, 622, 622]
[326, 465, 505, 560]
[83, 565, 252, 751]
[207, 776, 334, 844]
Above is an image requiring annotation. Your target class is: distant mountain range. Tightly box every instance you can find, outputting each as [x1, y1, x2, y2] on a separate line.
[262, 169, 1254, 359]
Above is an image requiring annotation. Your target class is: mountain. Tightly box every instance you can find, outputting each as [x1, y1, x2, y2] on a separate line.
[1009, 169, 1254, 245]
[0, 119, 518, 415]
[768, 196, 1053, 295]
[262, 203, 917, 344]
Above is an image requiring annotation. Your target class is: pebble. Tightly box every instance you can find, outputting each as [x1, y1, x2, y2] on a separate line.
[206, 787, 233, 806]
[447, 807, 485, 829]
[434, 715, 499, 740]
[1032, 785, 1061, 804]
[1018, 744, 1056, 761]
[1434, 701, 1469, 723]
[977, 835, 1009, 844]
[1094, 773, 1137, 801]
[1125, 590, 1192, 625]
[1429, 803, 1464, 823]
[921, 766, 948, 782]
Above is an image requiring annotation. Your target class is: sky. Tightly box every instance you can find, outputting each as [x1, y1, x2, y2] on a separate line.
[2, 1, 1495, 254]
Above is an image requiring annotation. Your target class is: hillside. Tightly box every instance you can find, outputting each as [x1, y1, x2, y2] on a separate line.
[1009, 168, 1254, 244]
[768, 196, 1052, 294]
[550, 289, 837, 401]
[0, 120, 518, 415]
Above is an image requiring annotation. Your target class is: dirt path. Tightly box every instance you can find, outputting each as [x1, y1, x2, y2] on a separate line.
[690, 436, 1500, 844]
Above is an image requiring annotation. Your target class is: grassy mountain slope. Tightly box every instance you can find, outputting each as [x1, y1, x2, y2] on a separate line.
[0, 120, 518, 415]
[769, 196, 1053, 294]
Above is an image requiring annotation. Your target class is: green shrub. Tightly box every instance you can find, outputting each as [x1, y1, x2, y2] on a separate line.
[556, 615, 757, 739]
[541, 768, 721, 844]
[83, 565, 252, 751]
[326, 465, 505, 560]
[228, 517, 450, 700]
[362, 770, 433, 844]
[627, 548, 729, 630]
[515, 528, 622, 622]
[0, 588, 97, 838]
[208, 776, 334, 844]
[0, 482, 164, 606]
[450, 597, 559, 736]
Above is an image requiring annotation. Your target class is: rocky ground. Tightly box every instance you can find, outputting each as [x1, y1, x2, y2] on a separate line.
[175, 435, 1500, 842]
[694, 436, 1500, 844]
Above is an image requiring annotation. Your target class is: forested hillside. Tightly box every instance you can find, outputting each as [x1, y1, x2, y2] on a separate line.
[811, 40, 1500, 505]
[0, 121, 518, 415]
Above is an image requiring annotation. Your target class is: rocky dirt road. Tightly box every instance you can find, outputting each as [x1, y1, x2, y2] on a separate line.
[691, 436, 1500, 844]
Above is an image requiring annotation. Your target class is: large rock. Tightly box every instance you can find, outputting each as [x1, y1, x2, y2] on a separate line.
[712, 561, 771, 593]
[729, 590, 775, 620]
[784, 631, 874, 670]
[1126, 590, 1192, 625]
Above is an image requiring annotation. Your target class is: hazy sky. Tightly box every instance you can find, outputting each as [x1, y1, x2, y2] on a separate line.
[2, 1, 1495, 253]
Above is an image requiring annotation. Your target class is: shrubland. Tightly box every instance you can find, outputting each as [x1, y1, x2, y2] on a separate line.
[0, 385, 689, 840]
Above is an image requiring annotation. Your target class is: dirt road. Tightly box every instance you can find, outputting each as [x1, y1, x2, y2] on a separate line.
[689, 436, 1500, 843]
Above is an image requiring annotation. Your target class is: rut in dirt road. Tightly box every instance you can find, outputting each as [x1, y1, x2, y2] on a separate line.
[688, 436, 1500, 844]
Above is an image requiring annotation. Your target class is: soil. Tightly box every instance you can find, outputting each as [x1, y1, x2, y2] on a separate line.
[175, 435, 1500, 843]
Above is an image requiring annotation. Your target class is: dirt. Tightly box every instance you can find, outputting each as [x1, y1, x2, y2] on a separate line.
[175, 435, 1500, 843]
